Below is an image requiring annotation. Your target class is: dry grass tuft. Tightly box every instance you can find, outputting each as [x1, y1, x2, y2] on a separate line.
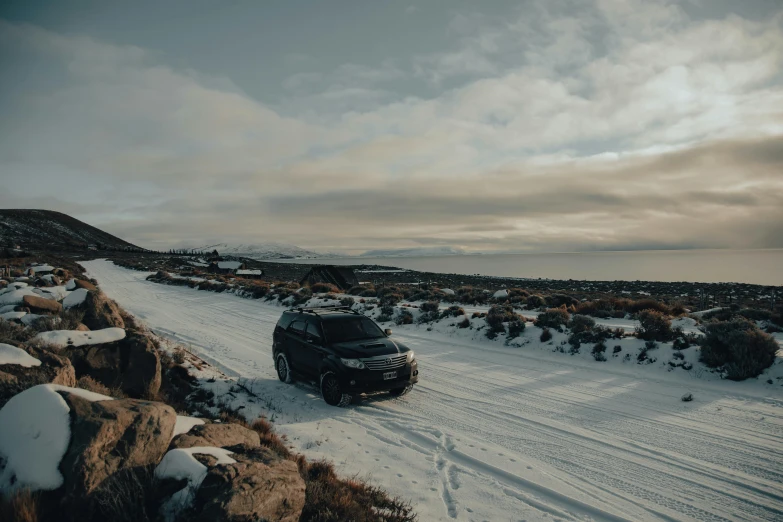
[0, 489, 39, 522]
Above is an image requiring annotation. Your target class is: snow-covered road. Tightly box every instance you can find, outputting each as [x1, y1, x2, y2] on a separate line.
[82, 260, 783, 522]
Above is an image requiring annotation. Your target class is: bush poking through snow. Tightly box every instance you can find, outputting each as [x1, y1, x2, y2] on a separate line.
[507, 320, 526, 339]
[395, 310, 414, 325]
[592, 342, 607, 361]
[534, 308, 570, 330]
[681, 393, 694, 402]
[458, 317, 471, 329]
[699, 319, 779, 381]
[568, 314, 596, 334]
[635, 309, 673, 342]
[539, 328, 552, 343]
[526, 295, 546, 309]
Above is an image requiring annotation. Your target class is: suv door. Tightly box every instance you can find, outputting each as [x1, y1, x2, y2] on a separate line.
[285, 320, 310, 375]
[300, 320, 327, 375]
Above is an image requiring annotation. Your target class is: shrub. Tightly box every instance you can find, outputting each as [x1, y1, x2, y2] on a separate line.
[569, 314, 596, 334]
[0, 489, 40, 522]
[534, 308, 570, 329]
[700, 319, 779, 380]
[441, 305, 465, 318]
[172, 347, 186, 365]
[592, 342, 607, 361]
[458, 317, 471, 328]
[77, 375, 115, 397]
[626, 299, 670, 315]
[486, 305, 518, 327]
[378, 305, 394, 323]
[540, 328, 552, 342]
[420, 301, 440, 314]
[507, 320, 526, 339]
[297, 458, 416, 522]
[546, 294, 578, 308]
[395, 310, 414, 325]
[635, 309, 672, 342]
[613, 345, 622, 354]
[526, 295, 546, 308]
[339, 296, 355, 307]
[348, 285, 370, 296]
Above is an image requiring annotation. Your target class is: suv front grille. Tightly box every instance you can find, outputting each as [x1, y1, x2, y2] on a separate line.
[361, 354, 407, 371]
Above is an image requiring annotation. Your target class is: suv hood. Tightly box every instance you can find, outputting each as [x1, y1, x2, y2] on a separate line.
[331, 337, 410, 358]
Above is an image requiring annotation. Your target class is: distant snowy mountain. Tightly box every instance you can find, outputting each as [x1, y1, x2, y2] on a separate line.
[360, 246, 466, 257]
[185, 242, 333, 260]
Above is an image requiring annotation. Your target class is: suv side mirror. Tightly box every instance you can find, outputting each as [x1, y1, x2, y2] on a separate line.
[384, 328, 392, 336]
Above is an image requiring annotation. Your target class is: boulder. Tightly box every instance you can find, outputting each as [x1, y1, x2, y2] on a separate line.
[74, 279, 97, 291]
[75, 323, 90, 331]
[79, 291, 124, 331]
[171, 423, 260, 450]
[122, 332, 161, 399]
[58, 392, 177, 496]
[0, 349, 76, 408]
[21, 294, 62, 315]
[192, 446, 305, 522]
[68, 331, 161, 399]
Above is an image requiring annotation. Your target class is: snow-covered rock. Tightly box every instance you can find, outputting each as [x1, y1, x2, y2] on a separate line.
[440, 288, 455, 295]
[0, 384, 112, 492]
[156, 447, 237, 519]
[66, 278, 77, 290]
[0, 344, 40, 367]
[173, 416, 206, 438]
[0, 288, 37, 306]
[493, 289, 509, 298]
[0, 311, 26, 321]
[34, 327, 126, 348]
[63, 288, 89, 309]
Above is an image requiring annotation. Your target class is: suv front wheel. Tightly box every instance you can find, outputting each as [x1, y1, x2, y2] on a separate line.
[320, 371, 352, 407]
[276, 353, 294, 384]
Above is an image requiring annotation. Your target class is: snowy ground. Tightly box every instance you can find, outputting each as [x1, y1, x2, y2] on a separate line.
[81, 260, 783, 522]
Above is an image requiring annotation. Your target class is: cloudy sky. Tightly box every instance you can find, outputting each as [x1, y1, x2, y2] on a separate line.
[1, 0, 782, 254]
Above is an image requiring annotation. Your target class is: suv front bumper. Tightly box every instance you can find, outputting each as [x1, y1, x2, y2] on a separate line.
[340, 360, 419, 393]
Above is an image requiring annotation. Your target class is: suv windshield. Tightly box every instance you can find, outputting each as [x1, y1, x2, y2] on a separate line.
[322, 317, 385, 343]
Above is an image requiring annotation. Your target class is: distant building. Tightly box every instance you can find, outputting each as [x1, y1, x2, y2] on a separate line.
[236, 269, 264, 279]
[300, 265, 359, 291]
[208, 260, 245, 274]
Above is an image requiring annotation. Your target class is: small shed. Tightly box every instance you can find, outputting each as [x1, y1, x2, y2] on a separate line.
[300, 265, 359, 291]
[236, 269, 264, 279]
[208, 260, 245, 274]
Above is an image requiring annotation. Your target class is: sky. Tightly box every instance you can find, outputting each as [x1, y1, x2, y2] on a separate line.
[0, 0, 782, 254]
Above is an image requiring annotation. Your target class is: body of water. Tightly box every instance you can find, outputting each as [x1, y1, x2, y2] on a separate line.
[278, 249, 783, 286]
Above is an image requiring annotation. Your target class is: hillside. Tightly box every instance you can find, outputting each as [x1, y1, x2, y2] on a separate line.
[186, 242, 331, 260]
[0, 209, 141, 251]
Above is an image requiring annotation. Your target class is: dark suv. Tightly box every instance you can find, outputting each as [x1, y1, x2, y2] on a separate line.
[273, 306, 419, 406]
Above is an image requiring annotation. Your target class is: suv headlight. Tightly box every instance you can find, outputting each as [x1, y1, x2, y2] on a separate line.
[406, 351, 415, 363]
[341, 358, 366, 369]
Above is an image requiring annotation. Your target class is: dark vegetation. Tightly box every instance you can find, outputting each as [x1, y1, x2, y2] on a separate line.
[700, 319, 779, 380]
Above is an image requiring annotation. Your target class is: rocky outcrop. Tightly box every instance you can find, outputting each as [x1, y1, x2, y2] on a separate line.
[171, 423, 260, 450]
[22, 294, 62, 315]
[58, 392, 177, 497]
[79, 291, 124, 331]
[73, 279, 97, 291]
[0, 349, 76, 407]
[192, 446, 306, 522]
[68, 331, 161, 399]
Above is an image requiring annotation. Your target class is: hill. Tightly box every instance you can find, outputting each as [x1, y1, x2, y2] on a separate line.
[186, 242, 332, 260]
[0, 209, 142, 251]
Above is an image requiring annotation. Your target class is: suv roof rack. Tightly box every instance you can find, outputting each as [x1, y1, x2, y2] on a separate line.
[291, 305, 360, 315]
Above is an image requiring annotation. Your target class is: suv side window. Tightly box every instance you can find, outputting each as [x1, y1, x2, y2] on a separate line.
[306, 322, 323, 344]
[288, 320, 306, 338]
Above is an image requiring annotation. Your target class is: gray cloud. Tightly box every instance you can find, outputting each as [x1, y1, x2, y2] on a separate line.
[1, 2, 782, 254]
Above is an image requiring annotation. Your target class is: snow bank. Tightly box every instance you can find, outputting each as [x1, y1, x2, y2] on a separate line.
[0, 343, 40, 367]
[0, 384, 113, 492]
[0, 311, 26, 321]
[173, 416, 206, 437]
[493, 289, 509, 298]
[63, 288, 88, 309]
[155, 447, 236, 520]
[34, 327, 126, 348]
[30, 265, 54, 273]
[0, 305, 17, 313]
